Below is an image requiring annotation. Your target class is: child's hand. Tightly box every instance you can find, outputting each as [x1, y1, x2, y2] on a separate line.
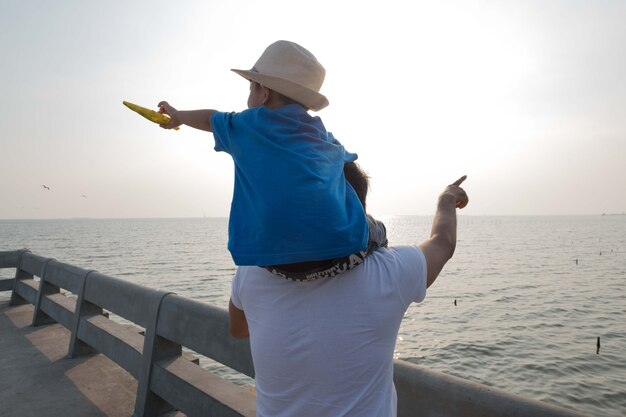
[158, 101, 182, 130]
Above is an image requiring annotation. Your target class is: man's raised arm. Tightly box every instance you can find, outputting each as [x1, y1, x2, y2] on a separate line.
[418, 176, 469, 288]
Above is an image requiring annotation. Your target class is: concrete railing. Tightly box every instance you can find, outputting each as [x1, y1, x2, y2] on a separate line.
[0, 249, 589, 417]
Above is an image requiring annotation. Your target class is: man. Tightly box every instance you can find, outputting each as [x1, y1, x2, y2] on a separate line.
[229, 164, 469, 417]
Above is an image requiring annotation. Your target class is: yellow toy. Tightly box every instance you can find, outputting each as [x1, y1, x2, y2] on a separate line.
[123, 101, 179, 130]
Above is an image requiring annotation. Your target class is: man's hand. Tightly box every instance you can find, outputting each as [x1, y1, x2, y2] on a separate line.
[158, 101, 182, 130]
[439, 175, 469, 209]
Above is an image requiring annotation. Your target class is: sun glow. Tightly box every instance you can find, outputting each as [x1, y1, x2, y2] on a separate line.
[2, 0, 624, 218]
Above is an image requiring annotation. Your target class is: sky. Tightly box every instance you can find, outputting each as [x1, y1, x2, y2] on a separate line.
[1, 0, 625, 219]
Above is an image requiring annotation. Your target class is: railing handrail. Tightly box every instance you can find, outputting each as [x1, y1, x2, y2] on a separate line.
[0, 249, 589, 417]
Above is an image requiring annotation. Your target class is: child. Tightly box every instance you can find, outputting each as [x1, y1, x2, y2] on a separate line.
[159, 40, 387, 281]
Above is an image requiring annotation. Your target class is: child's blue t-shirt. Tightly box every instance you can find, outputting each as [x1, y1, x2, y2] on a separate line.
[211, 104, 368, 266]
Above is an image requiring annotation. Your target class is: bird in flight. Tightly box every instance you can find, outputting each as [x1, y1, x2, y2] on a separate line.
[41, 185, 50, 190]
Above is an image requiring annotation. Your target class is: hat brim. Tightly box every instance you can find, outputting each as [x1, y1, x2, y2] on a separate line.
[232, 69, 329, 111]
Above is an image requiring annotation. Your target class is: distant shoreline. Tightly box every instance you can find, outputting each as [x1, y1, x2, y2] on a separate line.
[1, 213, 624, 222]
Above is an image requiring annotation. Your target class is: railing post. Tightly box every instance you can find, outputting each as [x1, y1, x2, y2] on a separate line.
[133, 292, 179, 417]
[0, 250, 20, 292]
[67, 270, 101, 358]
[10, 249, 31, 306]
[32, 258, 58, 326]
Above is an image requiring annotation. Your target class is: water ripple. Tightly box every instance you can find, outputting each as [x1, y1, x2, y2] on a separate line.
[2, 216, 625, 417]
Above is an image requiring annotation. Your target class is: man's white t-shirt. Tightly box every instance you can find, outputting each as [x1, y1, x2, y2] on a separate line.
[231, 246, 427, 417]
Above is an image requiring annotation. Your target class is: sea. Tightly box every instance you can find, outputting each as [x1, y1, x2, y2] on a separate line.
[0, 215, 624, 417]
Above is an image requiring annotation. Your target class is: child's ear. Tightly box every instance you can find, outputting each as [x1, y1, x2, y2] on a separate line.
[262, 87, 272, 105]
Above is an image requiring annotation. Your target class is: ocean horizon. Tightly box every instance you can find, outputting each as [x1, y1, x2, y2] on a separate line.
[2, 213, 625, 221]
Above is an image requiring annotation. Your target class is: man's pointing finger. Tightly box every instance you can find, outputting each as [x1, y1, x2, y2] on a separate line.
[452, 175, 467, 187]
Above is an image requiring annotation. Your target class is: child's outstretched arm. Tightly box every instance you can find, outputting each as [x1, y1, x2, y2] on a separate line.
[158, 101, 217, 132]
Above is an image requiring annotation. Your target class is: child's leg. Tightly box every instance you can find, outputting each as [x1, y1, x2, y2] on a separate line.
[365, 214, 388, 254]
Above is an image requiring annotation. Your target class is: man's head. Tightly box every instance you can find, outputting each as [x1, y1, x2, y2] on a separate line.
[344, 162, 369, 210]
[233, 40, 329, 111]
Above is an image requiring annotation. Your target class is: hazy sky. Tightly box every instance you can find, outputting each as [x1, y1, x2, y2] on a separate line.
[1, 0, 625, 219]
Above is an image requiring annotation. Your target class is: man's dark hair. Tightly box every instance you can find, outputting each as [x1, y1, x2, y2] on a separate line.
[344, 162, 369, 210]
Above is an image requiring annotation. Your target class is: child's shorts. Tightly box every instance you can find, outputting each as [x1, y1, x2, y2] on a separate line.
[265, 215, 388, 281]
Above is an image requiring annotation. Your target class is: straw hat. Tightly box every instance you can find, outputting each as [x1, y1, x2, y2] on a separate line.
[232, 40, 329, 111]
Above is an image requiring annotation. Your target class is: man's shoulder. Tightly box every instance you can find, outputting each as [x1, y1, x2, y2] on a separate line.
[370, 245, 423, 262]
[367, 246, 427, 304]
[366, 245, 427, 279]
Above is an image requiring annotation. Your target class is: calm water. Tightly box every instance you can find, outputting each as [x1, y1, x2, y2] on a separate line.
[1, 216, 624, 417]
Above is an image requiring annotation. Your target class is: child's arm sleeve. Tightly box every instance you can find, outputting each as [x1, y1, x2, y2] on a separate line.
[211, 111, 233, 153]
